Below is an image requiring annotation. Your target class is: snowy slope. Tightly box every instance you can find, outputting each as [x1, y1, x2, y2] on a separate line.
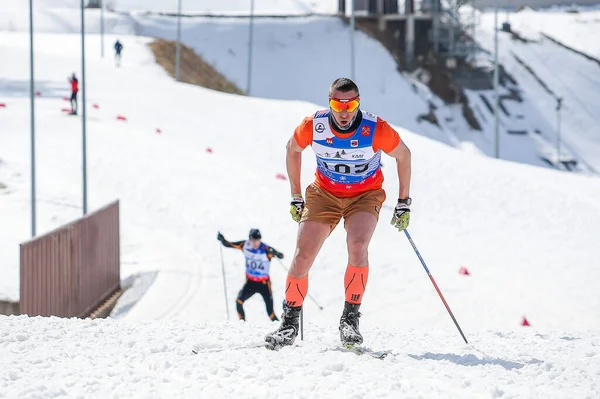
[1, 315, 599, 398]
[477, 8, 600, 173]
[493, 7, 600, 60]
[0, 0, 456, 145]
[122, 13, 458, 150]
[1, 3, 600, 397]
[2, 29, 600, 328]
[5, 0, 600, 174]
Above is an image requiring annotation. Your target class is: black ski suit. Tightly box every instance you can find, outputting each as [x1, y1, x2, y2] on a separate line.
[219, 237, 284, 321]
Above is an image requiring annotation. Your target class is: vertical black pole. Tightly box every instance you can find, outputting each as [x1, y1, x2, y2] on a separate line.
[29, 0, 36, 236]
[81, 0, 88, 214]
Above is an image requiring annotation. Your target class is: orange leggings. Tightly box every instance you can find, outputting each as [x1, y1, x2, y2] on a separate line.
[284, 274, 308, 308]
[284, 264, 369, 307]
[344, 264, 369, 304]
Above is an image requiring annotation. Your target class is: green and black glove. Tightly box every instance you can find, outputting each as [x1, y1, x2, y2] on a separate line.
[391, 198, 411, 231]
[290, 194, 304, 223]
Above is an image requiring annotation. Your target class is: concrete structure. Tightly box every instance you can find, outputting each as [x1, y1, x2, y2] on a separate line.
[339, 0, 476, 69]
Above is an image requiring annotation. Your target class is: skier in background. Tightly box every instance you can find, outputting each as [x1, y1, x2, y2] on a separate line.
[114, 39, 123, 67]
[68, 73, 79, 115]
[217, 229, 284, 322]
[265, 77, 412, 349]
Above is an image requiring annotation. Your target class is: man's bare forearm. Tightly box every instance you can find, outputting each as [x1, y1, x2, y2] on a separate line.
[395, 144, 411, 199]
[286, 142, 303, 195]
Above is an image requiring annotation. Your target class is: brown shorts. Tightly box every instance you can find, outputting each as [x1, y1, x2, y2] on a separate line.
[300, 183, 386, 229]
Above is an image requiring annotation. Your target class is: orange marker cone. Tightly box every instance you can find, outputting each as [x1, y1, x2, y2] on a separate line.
[458, 266, 470, 276]
[521, 317, 530, 327]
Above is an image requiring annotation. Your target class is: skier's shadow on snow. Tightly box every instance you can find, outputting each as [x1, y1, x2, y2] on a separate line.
[408, 352, 543, 370]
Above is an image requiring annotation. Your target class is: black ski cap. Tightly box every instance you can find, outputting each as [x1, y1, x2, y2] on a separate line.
[249, 229, 261, 240]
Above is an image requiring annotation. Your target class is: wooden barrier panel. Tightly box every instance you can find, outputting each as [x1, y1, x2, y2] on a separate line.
[20, 201, 120, 318]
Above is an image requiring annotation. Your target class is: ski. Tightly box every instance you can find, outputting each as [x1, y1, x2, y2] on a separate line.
[337, 344, 389, 360]
[196, 342, 389, 359]
[192, 343, 265, 354]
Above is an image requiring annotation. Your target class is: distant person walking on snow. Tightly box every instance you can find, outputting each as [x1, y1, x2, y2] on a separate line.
[68, 73, 79, 115]
[114, 39, 123, 67]
[217, 229, 284, 322]
[265, 77, 412, 350]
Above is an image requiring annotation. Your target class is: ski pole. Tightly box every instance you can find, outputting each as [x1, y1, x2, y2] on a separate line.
[300, 308, 304, 341]
[404, 229, 468, 344]
[219, 244, 230, 320]
[276, 258, 324, 310]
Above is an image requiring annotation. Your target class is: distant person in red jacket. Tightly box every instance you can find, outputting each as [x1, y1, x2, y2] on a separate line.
[68, 73, 79, 115]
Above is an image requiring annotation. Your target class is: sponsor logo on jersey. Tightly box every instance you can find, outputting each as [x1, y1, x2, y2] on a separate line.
[350, 140, 358, 147]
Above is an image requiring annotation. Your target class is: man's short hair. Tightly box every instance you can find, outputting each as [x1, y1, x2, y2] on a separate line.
[329, 78, 360, 97]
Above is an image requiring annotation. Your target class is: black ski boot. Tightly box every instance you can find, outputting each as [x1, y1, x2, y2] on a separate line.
[264, 305, 301, 350]
[339, 302, 363, 346]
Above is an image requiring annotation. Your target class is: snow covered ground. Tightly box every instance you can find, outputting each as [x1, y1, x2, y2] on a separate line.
[4, 1, 600, 174]
[2, 316, 599, 398]
[476, 7, 600, 173]
[1, 1, 600, 397]
[490, 6, 600, 59]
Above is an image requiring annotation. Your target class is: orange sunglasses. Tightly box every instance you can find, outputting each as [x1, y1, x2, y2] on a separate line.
[329, 96, 360, 113]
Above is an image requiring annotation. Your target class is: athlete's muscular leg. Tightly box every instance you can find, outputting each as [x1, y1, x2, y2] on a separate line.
[284, 221, 330, 307]
[288, 221, 331, 278]
[344, 212, 378, 266]
[343, 212, 378, 304]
